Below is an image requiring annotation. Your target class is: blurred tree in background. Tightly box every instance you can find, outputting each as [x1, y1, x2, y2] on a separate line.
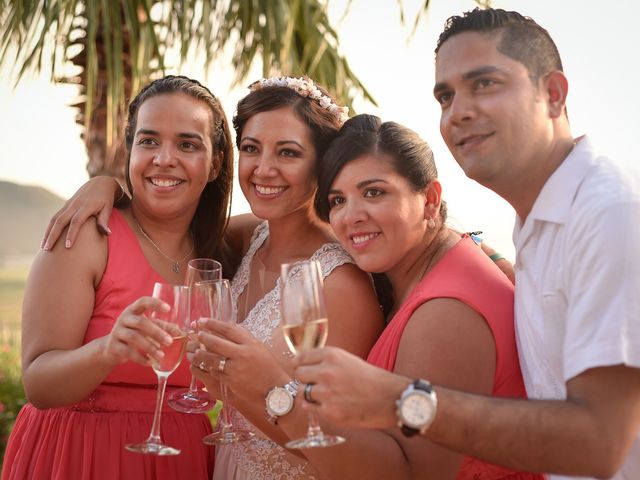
[0, 0, 376, 180]
[0, 1, 490, 180]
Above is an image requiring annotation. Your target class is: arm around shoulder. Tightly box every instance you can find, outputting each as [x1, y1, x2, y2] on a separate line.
[225, 213, 261, 256]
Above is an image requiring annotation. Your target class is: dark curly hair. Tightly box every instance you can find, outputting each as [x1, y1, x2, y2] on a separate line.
[436, 8, 563, 81]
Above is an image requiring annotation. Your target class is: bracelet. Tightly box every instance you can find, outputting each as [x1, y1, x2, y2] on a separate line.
[489, 252, 506, 262]
[114, 180, 126, 204]
[464, 231, 483, 246]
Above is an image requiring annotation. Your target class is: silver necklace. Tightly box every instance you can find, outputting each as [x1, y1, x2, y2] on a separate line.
[131, 212, 194, 274]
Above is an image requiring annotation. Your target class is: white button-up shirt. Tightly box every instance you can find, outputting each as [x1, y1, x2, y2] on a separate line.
[513, 136, 640, 480]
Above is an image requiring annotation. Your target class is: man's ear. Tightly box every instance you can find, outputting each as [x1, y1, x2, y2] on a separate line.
[544, 70, 569, 119]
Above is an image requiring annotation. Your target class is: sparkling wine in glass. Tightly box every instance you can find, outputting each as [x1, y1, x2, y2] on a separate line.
[280, 259, 345, 449]
[125, 282, 189, 455]
[200, 279, 254, 445]
[168, 258, 222, 414]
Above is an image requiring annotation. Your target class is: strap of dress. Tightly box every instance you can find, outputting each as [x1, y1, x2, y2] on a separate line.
[231, 222, 269, 303]
[310, 242, 355, 278]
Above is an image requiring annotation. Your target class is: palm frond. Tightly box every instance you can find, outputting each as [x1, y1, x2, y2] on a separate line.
[0, 0, 378, 176]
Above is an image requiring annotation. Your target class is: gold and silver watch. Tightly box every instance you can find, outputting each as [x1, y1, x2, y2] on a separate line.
[396, 379, 438, 437]
[265, 379, 300, 425]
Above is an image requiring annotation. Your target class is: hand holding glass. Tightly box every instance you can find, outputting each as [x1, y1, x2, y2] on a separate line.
[125, 282, 189, 455]
[281, 260, 345, 449]
[198, 279, 254, 445]
[168, 258, 222, 413]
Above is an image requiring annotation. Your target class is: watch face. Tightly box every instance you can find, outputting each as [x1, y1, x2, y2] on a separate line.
[401, 393, 433, 427]
[267, 387, 293, 416]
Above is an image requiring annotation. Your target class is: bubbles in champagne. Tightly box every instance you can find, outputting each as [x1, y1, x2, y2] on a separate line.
[282, 318, 328, 355]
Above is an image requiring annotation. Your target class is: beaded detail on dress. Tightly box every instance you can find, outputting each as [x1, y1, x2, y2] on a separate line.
[221, 222, 354, 480]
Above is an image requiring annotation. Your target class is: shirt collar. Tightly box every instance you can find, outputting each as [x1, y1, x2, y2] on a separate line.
[513, 135, 595, 240]
[513, 135, 595, 250]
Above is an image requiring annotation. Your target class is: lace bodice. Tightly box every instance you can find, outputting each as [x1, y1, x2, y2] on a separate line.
[215, 222, 354, 480]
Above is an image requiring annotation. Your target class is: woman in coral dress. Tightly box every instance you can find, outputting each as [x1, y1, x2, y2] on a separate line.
[1, 75, 234, 480]
[289, 115, 544, 479]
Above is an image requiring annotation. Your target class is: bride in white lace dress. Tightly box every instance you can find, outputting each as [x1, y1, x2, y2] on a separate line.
[193, 77, 384, 480]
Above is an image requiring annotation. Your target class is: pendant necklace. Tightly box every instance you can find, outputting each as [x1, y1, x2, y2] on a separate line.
[131, 212, 194, 274]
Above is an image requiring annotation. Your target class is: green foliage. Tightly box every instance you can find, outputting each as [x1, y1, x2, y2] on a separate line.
[0, 344, 25, 466]
[207, 399, 223, 428]
[0, 0, 376, 164]
[0, 267, 27, 466]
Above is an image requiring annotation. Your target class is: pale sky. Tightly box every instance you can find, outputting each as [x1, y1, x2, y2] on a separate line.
[1, 0, 638, 259]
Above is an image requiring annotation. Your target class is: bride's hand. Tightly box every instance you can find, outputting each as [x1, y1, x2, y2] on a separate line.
[42, 176, 125, 251]
[191, 319, 289, 402]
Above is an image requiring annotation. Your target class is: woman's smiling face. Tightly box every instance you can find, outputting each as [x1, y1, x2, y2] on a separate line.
[237, 106, 318, 222]
[327, 153, 429, 274]
[128, 92, 215, 219]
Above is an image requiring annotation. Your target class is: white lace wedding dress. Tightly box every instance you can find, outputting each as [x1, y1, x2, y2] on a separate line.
[213, 222, 355, 480]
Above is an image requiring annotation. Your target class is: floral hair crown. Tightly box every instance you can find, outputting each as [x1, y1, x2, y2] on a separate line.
[249, 76, 349, 124]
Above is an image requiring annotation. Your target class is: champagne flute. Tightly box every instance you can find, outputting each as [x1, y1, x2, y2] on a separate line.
[168, 258, 222, 413]
[200, 279, 254, 445]
[280, 259, 345, 449]
[125, 282, 189, 455]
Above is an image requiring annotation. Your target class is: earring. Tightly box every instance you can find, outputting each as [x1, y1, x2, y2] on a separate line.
[427, 217, 436, 229]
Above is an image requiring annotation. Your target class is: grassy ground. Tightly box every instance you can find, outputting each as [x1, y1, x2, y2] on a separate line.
[0, 263, 27, 361]
[0, 266, 27, 350]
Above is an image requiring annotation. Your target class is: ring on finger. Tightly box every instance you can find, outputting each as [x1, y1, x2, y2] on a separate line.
[197, 361, 208, 372]
[218, 357, 227, 374]
[304, 383, 319, 405]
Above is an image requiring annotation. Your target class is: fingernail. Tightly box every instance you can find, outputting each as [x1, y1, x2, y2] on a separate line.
[105, 226, 112, 235]
[42, 242, 50, 251]
[155, 350, 165, 359]
[162, 335, 173, 346]
[160, 302, 170, 312]
[65, 240, 71, 248]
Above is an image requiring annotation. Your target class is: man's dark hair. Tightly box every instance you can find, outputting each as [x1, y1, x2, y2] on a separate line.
[435, 8, 563, 80]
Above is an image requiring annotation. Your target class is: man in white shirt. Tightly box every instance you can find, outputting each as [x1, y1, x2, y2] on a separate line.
[296, 8, 640, 478]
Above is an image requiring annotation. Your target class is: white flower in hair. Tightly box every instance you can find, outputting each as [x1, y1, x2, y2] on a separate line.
[249, 75, 349, 124]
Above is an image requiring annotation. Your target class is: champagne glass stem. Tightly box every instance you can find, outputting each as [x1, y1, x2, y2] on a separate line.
[306, 410, 323, 438]
[218, 382, 233, 428]
[187, 374, 199, 394]
[147, 373, 169, 444]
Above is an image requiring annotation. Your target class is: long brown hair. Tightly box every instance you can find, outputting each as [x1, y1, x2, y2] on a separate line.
[123, 75, 234, 271]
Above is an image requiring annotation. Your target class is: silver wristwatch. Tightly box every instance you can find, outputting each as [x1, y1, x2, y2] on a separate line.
[265, 379, 300, 425]
[396, 379, 438, 437]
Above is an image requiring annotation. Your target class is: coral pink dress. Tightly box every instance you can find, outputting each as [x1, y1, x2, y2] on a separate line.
[2, 209, 214, 480]
[368, 237, 544, 480]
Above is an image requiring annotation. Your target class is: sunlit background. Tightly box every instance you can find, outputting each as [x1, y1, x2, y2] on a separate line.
[1, 0, 638, 260]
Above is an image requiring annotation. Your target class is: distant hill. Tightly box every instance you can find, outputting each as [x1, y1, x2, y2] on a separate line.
[0, 181, 66, 261]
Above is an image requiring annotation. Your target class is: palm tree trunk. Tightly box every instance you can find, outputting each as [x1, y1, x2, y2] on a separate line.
[67, 13, 131, 181]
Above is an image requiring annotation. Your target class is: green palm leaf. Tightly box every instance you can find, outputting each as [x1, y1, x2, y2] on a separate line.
[0, 0, 376, 177]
